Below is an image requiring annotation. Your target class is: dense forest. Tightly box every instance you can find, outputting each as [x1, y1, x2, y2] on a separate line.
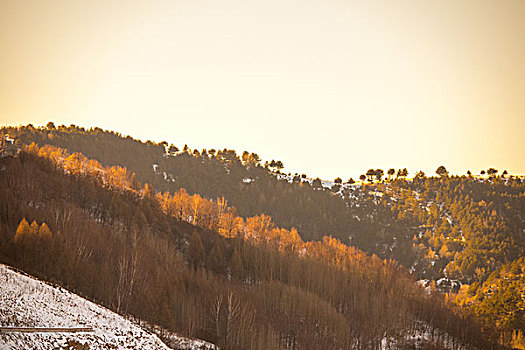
[346, 174, 525, 347]
[347, 173, 525, 284]
[453, 258, 525, 346]
[2, 123, 356, 242]
[0, 142, 496, 349]
[2, 123, 524, 348]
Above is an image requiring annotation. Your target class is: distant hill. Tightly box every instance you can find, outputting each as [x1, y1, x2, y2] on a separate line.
[2, 124, 356, 242]
[0, 137, 494, 349]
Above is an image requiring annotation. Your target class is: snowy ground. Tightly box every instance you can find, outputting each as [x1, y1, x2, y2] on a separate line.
[0, 265, 215, 350]
[380, 322, 469, 350]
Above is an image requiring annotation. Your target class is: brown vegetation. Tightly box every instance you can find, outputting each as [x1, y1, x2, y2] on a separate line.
[0, 143, 498, 349]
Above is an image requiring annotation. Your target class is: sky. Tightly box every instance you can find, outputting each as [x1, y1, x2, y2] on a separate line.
[1, 0, 524, 180]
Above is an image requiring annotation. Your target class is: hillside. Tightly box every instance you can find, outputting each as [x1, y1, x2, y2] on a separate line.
[4, 125, 523, 278]
[0, 139, 496, 348]
[3, 124, 525, 346]
[342, 176, 525, 283]
[0, 264, 214, 350]
[2, 124, 356, 242]
[452, 258, 525, 346]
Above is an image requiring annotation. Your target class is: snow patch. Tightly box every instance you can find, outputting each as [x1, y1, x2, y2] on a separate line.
[0, 265, 214, 349]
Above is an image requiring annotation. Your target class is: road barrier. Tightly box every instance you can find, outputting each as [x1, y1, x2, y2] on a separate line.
[0, 327, 93, 333]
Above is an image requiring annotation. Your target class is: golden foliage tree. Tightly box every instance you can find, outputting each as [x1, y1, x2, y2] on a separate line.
[13, 218, 31, 244]
[39, 222, 53, 240]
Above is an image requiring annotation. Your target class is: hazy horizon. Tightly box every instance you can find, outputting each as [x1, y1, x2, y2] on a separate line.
[1, 0, 524, 180]
[3, 121, 523, 182]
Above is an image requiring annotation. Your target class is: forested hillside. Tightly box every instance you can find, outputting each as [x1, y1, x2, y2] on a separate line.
[2, 123, 524, 348]
[453, 258, 525, 346]
[3, 123, 356, 242]
[4, 125, 523, 275]
[346, 175, 525, 284]
[345, 176, 525, 347]
[0, 143, 496, 349]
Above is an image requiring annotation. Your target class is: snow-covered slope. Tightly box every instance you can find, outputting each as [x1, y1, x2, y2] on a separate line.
[0, 265, 213, 350]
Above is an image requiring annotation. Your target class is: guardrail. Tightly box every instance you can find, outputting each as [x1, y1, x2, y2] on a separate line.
[0, 327, 93, 333]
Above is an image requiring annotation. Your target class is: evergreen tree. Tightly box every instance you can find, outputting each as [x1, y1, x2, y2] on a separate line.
[487, 168, 498, 176]
[39, 223, 53, 240]
[366, 169, 376, 182]
[414, 170, 426, 180]
[30, 221, 40, 236]
[436, 165, 448, 177]
[375, 169, 384, 181]
[189, 231, 205, 268]
[207, 239, 226, 274]
[14, 218, 31, 244]
[229, 247, 244, 280]
[168, 144, 179, 156]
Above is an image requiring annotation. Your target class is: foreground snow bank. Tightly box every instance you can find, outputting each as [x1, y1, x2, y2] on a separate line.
[0, 264, 211, 349]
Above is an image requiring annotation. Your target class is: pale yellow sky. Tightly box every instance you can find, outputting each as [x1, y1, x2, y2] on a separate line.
[1, 0, 524, 180]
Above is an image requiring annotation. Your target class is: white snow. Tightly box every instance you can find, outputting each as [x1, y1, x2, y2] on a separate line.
[0, 265, 214, 350]
[380, 322, 469, 350]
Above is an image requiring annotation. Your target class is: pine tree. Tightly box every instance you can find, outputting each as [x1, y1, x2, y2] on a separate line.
[375, 169, 384, 181]
[189, 231, 205, 268]
[30, 220, 39, 236]
[487, 168, 498, 177]
[436, 165, 448, 177]
[207, 239, 226, 274]
[366, 169, 376, 182]
[229, 247, 244, 280]
[168, 144, 179, 156]
[14, 218, 31, 244]
[39, 223, 53, 239]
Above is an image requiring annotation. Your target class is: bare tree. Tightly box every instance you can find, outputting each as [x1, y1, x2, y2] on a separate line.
[116, 228, 140, 313]
[209, 294, 224, 339]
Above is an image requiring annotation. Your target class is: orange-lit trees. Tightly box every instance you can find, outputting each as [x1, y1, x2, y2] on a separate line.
[13, 218, 32, 244]
[245, 214, 274, 242]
